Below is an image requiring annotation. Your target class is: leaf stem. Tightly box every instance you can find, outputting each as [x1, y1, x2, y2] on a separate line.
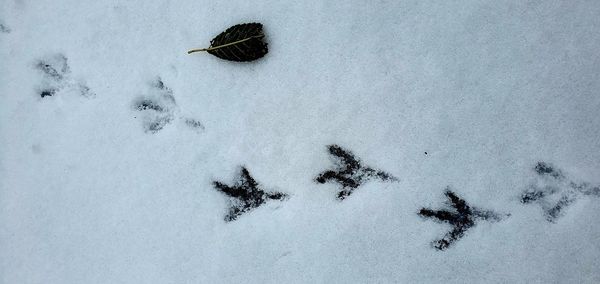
[187, 34, 264, 54]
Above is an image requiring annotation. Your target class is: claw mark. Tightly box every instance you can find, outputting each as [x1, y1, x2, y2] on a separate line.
[315, 145, 397, 200]
[213, 167, 288, 222]
[521, 162, 599, 222]
[419, 188, 506, 250]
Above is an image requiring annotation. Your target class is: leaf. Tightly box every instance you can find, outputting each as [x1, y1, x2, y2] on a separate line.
[187, 22, 268, 62]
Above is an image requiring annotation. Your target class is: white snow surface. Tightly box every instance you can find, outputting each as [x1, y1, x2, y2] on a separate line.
[1, 0, 600, 283]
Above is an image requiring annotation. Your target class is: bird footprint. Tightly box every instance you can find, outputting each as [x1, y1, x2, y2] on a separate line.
[521, 162, 600, 222]
[315, 144, 397, 200]
[132, 77, 204, 133]
[34, 53, 94, 98]
[419, 188, 507, 250]
[213, 167, 288, 222]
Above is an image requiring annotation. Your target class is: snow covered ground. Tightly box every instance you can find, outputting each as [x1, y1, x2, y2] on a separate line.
[1, 0, 600, 283]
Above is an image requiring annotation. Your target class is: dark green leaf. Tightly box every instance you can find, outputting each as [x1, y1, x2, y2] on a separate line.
[187, 22, 268, 62]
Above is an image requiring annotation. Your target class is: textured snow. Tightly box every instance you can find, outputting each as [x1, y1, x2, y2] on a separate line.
[1, 0, 600, 283]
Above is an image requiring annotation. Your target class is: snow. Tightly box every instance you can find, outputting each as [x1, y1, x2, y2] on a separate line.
[1, 0, 600, 283]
